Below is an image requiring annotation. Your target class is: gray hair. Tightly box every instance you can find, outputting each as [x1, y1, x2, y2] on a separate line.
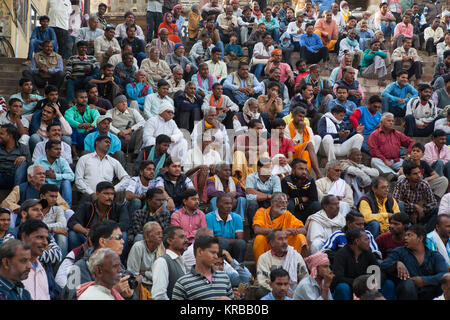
[27, 164, 44, 176]
[204, 106, 217, 115]
[172, 64, 183, 73]
[185, 80, 195, 88]
[347, 147, 361, 158]
[88, 248, 118, 279]
[380, 112, 394, 123]
[148, 46, 160, 54]
[215, 162, 230, 172]
[0, 240, 30, 267]
[271, 192, 287, 202]
[143, 221, 161, 235]
[243, 97, 258, 109]
[194, 227, 213, 240]
[325, 160, 342, 170]
[292, 106, 306, 116]
[159, 28, 168, 34]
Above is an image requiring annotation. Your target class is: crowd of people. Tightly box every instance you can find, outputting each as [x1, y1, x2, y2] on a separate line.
[0, 0, 450, 301]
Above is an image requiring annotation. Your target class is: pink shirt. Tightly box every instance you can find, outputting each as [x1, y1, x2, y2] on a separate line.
[22, 260, 50, 300]
[267, 62, 292, 83]
[170, 207, 207, 243]
[423, 141, 450, 165]
[394, 22, 413, 38]
[267, 137, 295, 158]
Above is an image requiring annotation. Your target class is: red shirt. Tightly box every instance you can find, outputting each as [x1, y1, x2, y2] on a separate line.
[375, 231, 406, 260]
[267, 137, 295, 158]
[368, 128, 415, 162]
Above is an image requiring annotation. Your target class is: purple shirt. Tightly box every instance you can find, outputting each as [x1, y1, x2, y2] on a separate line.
[206, 177, 245, 199]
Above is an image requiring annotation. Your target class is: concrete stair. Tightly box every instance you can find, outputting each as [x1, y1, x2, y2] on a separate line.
[0, 57, 27, 98]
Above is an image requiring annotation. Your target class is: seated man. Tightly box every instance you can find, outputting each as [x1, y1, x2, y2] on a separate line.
[373, 2, 396, 39]
[333, 67, 364, 107]
[83, 115, 124, 165]
[115, 11, 145, 41]
[322, 210, 380, 262]
[191, 62, 218, 98]
[0, 124, 30, 189]
[88, 63, 122, 104]
[369, 112, 415, 178]
[26, 15, 58, 63]
[113, 52, 137, 92]
[437, 32, 450, 62]
[358, 176, 401, 239]
[316, 160, 353, 216]
[296, 64, 333, 114]
[313, 10, 338, 51]
[341, 148, 379, 204]
[393, 13, 421, 49]
[127, 221, 165, 293]
[108, 44, 138, 68]
[74, 136, 130, 201]
[9, 78, 43, 117]
[0, 98, 30, 145]
[284, 106, 322, 178]
[65, 41, 100, 106]
[22, 40, 64, 90]
[133, 134, 171, 177]
[143, 101, 188, 161]
[64, 89, 100, 157]
[170, 189, 206, 244]
[258, 83, 284, 128]
[148, 28, 175, 60]
[189, 32, 215, 68]
[300, 23, 329, 68]
[205, 194, 247, 262]
[382, 70, 418, 117]
[140, 47, 172, 88]
[86, 83, 113, 115]
[223, 62, 264, 108]
[253, 192, 308, 263]
[29, 102, 72, 155]
[376, 212, 409, 260]
[393, 160, 438, 231]
[391, 37, 423, 82]
[404, 83, 440, 137]
[306, 195, 346, 254]
[338, 29, 363, 69]
[76, 16, 104, 56]
[426, 214, 450, 270]
[173, 81, 203, 132]
[282, 158, 321, 223]
[67, 181, 130, 252]
[120, 25, 146, 66]
[34, 140, 74, 206]
[327, 86, 357, 124]
[381, 225, 447, 300]
[357, 19, 375, 50]
[197, 17, 225, 60]
[126, 70, 153, 111]
[424, 17, 445, 56]
[423, 129, 450, 182]
[361, 40, 388, 79]
[156, 157, 196, 211]
[206, 163, 246, 220]
[34, 85, 69, 117]
[333, 228, 395, 300]
[318, 105, 364, 162]
[166, 44, 196, 82]
[131, 188, 171, 243]
[216, 6, 239, 49]
[206, 47, 228, 81]
[143, 80, 174, 120]
[94, 24, 121, 66]
[262, 67, 291, 113]
[202, 83, 238, 130]
[259, 7, 281, 42]
[349, 95, 382, 155]
[256, 229, 309, 299]
[106, 95, 145, 157]
[432, 50, 450, 91]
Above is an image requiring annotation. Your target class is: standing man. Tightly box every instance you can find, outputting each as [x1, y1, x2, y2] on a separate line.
[76, 16, 104, 56]
[47, 0, 72, 59]
[147, 0, 164, 43]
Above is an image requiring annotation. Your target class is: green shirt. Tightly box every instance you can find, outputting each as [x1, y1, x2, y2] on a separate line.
[64, 104, 100, 133]
[361, 49, 388, 71]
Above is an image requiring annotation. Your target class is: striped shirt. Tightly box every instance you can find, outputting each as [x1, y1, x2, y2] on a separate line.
[172, 267, 233, 300]
[321, 228, 381, 259]
[65, 55, 100, 78]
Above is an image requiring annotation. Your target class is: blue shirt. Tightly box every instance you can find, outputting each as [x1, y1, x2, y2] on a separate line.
[0, 275, 32, 300]
[381, 81, 418, 109]
[260, 292, 292, 300]
[312, 0, 334, 12]
[327, 98, 357, 123]
[321, 229, 381, 258]
[299, 33, 323, 53]
[30, 26, 58, 51]
[84, 130, 122, 155]
[223, 74, 264, 106]
[34, 155, 74, 188]
[191, 73, 218, 96]
[126, 82, 153, 109]
[380, 246, 448, 286]
[245, 173, 282, 201]
[9, 93, 44, 116]
[205, 210, 243, 239]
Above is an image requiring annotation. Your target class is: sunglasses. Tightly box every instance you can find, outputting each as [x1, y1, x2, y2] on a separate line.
[108, 234, 123, 240]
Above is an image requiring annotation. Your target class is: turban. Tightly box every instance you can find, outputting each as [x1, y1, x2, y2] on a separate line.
[271, 49, 282, 56]
[304, 252, 329, 279]
[174, 43, 184, 51]
[159, 100, 174, 114]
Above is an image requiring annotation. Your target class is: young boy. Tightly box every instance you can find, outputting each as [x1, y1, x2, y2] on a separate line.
[88, 63, 121, 102]
[224, 33, 248, 63]
[400, 143, 448, 198]
[258, 81, 284, 125]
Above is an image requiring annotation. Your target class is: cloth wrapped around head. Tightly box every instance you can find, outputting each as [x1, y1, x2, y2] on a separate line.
[159, 100, 174, 114]
[304, 251, 329, 279]
[271, 48, 283, 57]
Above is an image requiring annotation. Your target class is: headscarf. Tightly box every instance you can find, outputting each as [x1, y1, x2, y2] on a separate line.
[242, 98, 260, 123]
[163, 12, 178, 34]
[304, 252, 329, 279]
[337, 53, 352, 81]
[340, 1, 350, 21]
[271, 48, 282, 56]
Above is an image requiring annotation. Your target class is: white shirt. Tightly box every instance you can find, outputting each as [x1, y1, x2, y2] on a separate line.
[125, 176, 157, 195]
[143, 94, 174, 120]
[47, 0, 72, 30]
[108, 53, 139, 68]
[206, 60, 228, 80]
[78, 285, 115, 300]
[182, 147, 222, 171]
[94, 35, 121, 59]
[75, 152, 130, 195]
[286, 21, 306, 43]
[438, 193, 450, 215]
[151, 249, 187, 300]
[106, 107, 145, 135]
[142, 115, 184, 148]
[55, 251, 75, 288]
[253, 42, 274, 58]
[0, 112, 29, 128]
[332, 12, 346, 32]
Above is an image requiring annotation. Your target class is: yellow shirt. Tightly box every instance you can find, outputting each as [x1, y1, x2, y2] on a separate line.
[282, 113, 310, 127]
[358, 197, 400, 233]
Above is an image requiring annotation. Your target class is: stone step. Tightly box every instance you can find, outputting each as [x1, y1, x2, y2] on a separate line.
[0, 64, 27, 72]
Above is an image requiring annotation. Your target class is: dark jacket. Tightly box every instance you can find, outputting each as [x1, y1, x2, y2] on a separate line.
[35, 97, 69, 115]
[158, 171, 189, 208]
[133, 145, 170, 176]
[281, 174, 318, 208]
[174, 92, 203, 111]
[358, 191, 394, 215]
[29, 109, 62, 135]
[67, 201, 130, 232]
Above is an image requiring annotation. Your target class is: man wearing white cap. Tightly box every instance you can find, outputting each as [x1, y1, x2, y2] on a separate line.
[83, 114, 125, 165]
[142, 100, 188, 161]
[441, 11, 450, 31]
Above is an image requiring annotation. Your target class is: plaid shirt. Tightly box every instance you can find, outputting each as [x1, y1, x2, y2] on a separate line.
[132, 206, 171, 236]
[392, 178, 437, 215]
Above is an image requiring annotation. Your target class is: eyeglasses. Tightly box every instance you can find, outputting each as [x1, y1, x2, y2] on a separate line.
[108, 234, 123, 240]
[333, 168, 342, 172]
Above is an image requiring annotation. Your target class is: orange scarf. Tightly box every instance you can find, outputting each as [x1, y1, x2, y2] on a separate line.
[209, 94, 223, 113]
[288, 121, 312, 169]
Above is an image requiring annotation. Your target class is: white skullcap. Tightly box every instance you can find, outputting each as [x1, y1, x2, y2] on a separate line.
[158, 100, 174, 114]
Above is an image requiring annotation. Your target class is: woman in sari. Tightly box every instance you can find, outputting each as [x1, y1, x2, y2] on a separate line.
[158, 12, 182, 44]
